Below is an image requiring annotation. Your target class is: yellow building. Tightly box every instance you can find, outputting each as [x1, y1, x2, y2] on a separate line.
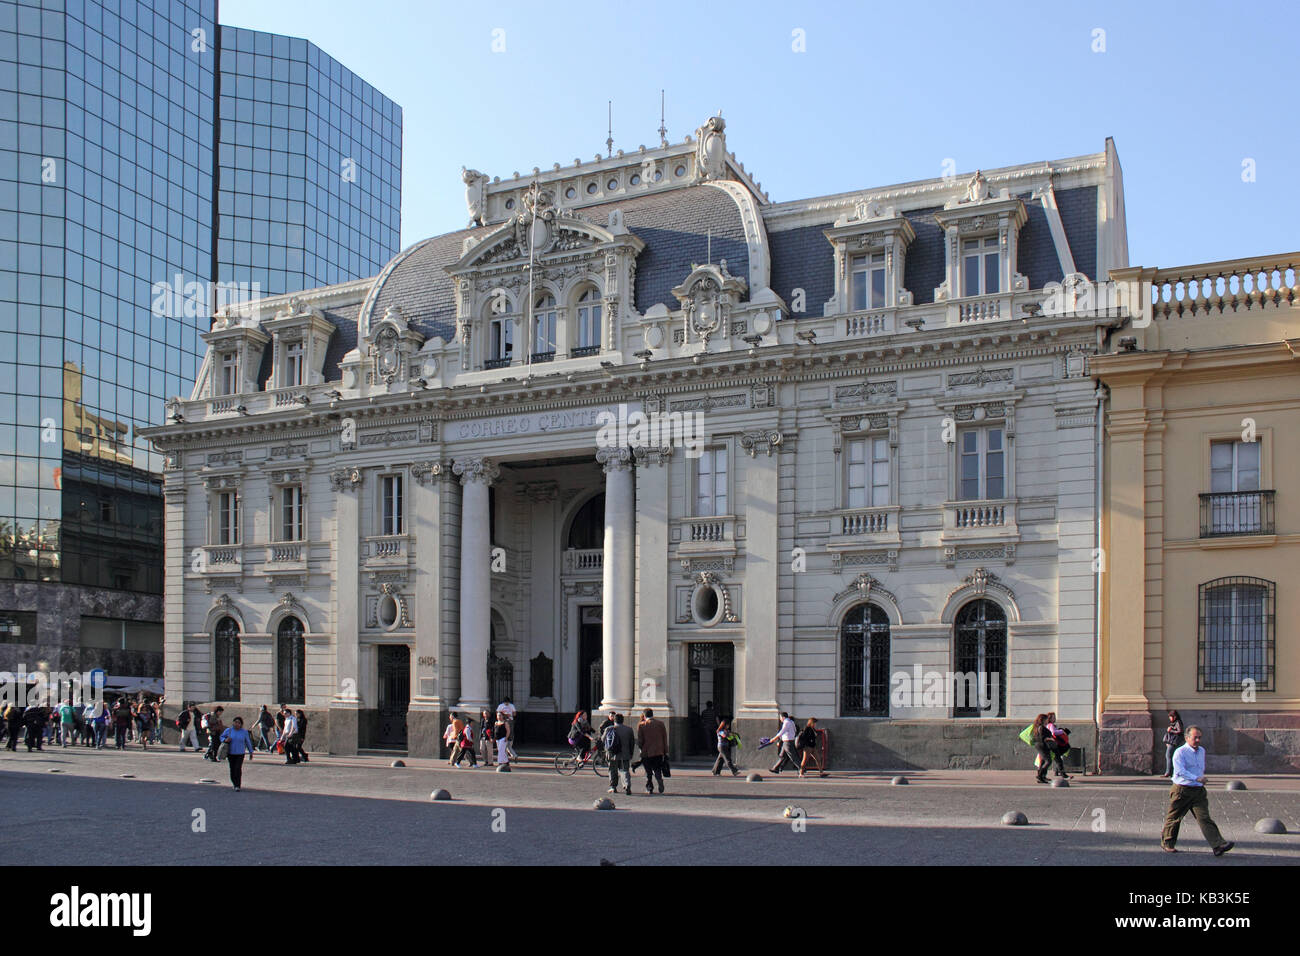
[1095, 254, 1300, 772]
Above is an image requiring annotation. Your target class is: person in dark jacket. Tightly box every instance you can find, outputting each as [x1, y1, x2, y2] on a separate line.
[636, 709, 669, 795]
[1162, 710, 1184, 778]
[294, 710, 309, 762]
[605, 713, 636, 796]
[4, 703, 22, 751]
[203, 706, 226, 760]
[112, 700, 133, 750]
[255, 705, 276, 752]
[1030, 714, 1052, 783]
[23, 703, 47, 752]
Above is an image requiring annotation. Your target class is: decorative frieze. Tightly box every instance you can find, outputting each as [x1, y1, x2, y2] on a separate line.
[948, 367, 1013, 388]
[668, 392, 748, 412]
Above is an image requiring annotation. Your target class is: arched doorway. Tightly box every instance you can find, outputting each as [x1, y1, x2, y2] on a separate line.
[953, 599, 1006, 716]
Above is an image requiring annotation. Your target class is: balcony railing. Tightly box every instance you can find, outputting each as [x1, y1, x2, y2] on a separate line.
[1200, 490, 1275, 537]
[844, 311, 892, 337]
[530, 350, 556, 364]
[363, 535, 409, 567]
[266, 543, 303, 563]
[675, 515, 737, 555]
[953, 502, 1008, 528]
[1150, 257, 1298, 319]
[840, 508, 891, 535]
[562, 548, 603, 573]
[570, 344, 601, 358]
[942, 499, 1019, 541]
[484, 356, 512, 370]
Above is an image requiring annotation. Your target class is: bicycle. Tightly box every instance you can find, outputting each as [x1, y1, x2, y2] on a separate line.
[554, 743, 608, 777]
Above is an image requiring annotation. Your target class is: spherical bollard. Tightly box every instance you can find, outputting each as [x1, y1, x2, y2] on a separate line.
[593, 797, 615, 810]
[746, 772, 763, 783]
[430, 788, 451, 801]
[1050, 778, 1069, 788]
[1001, 811, 1028, 826]
[891, 775, 909, 786]
[1225, 780, 1247, 791]
[198, 778, 216, 784]
[496, 763, 512, 772]
[1255, 818, 1287, 834]
[46, 768, 62, 773]
[120, 773, 135, 778]
[390, 760, 405, 768]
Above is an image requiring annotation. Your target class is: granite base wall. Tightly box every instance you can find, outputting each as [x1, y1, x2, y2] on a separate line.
[1147, 710, 1300, 774]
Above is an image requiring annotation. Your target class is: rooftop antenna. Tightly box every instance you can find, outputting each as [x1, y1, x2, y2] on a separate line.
[658, 90, 668, 148]
[606, 100, 613, 158]
[707, 228, 712, 266]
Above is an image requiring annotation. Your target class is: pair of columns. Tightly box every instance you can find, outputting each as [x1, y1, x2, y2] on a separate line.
[451, 449, 636, 714]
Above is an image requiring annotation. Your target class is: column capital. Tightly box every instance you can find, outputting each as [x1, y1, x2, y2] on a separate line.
[412, 458, 455, 486]
[596, 446, 634, 473]
[329, 467, 364, 492]
[632, 445, 673, 467]
[453, 456, 500, 486]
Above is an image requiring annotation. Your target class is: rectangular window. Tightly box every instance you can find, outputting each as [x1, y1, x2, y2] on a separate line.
[962, 236, 1000, 296]
[846, 437, 890, 508]
[489, 317, 512, 362]
[695, 448, 727, 517]
[279, 484, 303, 541]
[851, 252, 886, 311]
[381, 474, 403, 535]
[1210, 439, 1260, 493]
[217, 491, 239, 544]
[1199, 578, 1274, 691]
[958, 427, 1005, 500]
[284, 340, 304, 387]
[577, 300, 601, 351]
[220, 351, 239, 395]
[1205, 439, 1266, 535]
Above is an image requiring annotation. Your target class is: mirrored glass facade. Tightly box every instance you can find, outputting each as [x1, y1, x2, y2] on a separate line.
[216, 26, 401, 296]
[0, 0, 400, 664]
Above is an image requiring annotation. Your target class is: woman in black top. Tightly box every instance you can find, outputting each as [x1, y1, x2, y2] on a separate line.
[1162, 710, 1184, 777]
[295, 710, 309, 762]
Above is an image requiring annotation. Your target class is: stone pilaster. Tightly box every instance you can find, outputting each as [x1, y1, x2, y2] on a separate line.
[407, 459, 451, 756]
[633, 446, 672, 712]
[328, 466, 363, 755]
[598, 446, 635, 713]
[453, 455, 498, 715]
[739, 430, 782, 721]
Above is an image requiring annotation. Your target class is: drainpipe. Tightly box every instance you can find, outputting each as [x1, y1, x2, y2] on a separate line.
[1093, 381, 1107, 775]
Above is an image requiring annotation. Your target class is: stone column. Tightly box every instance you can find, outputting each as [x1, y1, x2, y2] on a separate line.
[453, 456, 498, 714]
[407, 459, 450, 757]
[328, 466, 364, 755]
[633, 446, 672, 711]
[738, 431, 782, 722]
[598, 446, 635, 713]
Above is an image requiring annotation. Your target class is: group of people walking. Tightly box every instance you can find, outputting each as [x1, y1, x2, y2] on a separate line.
[575, 708, 669, 795]
[443, 698, 517, 768]
[2, 695, 163, 752]
[1027, 712, 1072, 783]
[177, 702, 309, 766]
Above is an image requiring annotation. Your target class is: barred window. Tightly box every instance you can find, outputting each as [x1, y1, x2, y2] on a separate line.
[953, 599, 1006, 717]
[840, 603, 891, 716]
[277, 616, 305, 704]
[215, 616, 240, 701]
[1199, 577, 1274, 691]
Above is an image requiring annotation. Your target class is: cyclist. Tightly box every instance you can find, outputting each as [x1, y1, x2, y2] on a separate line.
[568, 710, 595, 759]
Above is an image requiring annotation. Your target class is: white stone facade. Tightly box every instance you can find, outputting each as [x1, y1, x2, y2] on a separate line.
[144, 122, 1130, 766]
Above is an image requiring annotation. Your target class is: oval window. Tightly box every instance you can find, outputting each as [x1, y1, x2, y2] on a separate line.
[674, 164, 686, 178]
[379, 594, 400, 629]
[586, 182, 598, 194]
[565, 186, 576, 199]
[629, 174, 641, 186]
[607, 177, 619, 190]
[504, 198, 515, 210]
[693, 584, 721, 626]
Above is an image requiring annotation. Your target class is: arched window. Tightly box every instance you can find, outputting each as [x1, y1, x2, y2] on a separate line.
[574, 287, 602, 356]
[277, 616, 305, 704]
[953, 600, 1006, 717]
[840, 603, 890, 716]
[533, 293, 557, 360]
[567, 493, 605, 550]
[214, 616, 240, 701]
[485, 295, 513, 369]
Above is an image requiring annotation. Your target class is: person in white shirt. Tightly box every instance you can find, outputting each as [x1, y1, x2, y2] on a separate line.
[1161, 726, 1233, 855]
[769, 712, 800, 774]
[497, 698, 517, 760]
[280, 709, 300, 764]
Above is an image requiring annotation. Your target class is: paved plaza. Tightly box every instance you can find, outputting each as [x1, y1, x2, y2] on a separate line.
[2, 747, 1298, 866]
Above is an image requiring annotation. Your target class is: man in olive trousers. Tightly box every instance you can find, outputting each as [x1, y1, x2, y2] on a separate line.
[1161, 726, 1234, 856]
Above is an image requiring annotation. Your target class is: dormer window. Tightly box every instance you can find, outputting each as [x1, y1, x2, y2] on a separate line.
[533, 293, 557, 361]
[284, 340, 305, 387]
[575, 287, 602, 355]
[963, 237, 1000, 296]
[488, 315, 513, 367]
[851, 253, 887, 311]
[220, 352, 240, 396]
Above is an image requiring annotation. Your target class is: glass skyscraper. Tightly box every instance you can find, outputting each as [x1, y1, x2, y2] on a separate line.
[0, 0, 400, 683]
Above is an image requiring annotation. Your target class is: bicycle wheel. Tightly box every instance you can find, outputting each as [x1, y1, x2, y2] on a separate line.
[592, 751, 609, 778]
[554, 752, 581, 775]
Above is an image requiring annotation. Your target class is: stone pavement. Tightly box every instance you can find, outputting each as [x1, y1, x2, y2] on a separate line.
[3, 746, 1297, 866]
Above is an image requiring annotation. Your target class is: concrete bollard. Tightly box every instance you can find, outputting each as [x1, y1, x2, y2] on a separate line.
[891, 775, 909, 785]
[1001, 811, 1028, 826]
[496, 763, 512, 772]
[746, 772, 763, 782]
[1225, 780, 1247, 791]
[430, 788, 451, 801]
[1254, 818, 1287, 834]
[1050, 778, 1069, 788]
[593, 797, 615, 810]
[391, 760, 405, 768]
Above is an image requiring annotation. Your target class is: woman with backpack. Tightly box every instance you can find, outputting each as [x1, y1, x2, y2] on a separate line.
[453, 717, 478, 767]
[136, 701, 154, 750]
[1044, 712, 1070, 779]
[1029, 714, 1053, 783]
[711, 717, 740, 776]
[1162, 710, 1184, 778]
[218, 716, 255, 791]
[796, 717, 827, 777]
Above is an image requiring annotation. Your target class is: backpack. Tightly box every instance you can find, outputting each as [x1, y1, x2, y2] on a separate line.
[798, 726, 818, 749]
[177, 710, 191, 730]
[603, 726, 620, 756]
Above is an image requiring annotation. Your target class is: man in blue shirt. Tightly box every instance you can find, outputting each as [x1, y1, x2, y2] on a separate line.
[1161, 726, 1234, 856]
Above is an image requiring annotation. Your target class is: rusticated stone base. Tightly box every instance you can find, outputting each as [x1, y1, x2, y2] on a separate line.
[405, 709, 442, 758]
[1099, 710, 1153, 774]
[1150, 711, 1300, 774]
[326, 705, 359, 756]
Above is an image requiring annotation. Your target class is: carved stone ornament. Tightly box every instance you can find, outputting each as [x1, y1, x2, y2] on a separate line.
[945, 566, 1016, 606]
[330, 467, 363, 492]
[411, 460, 446, 486]
[215, 593, 233, 611]
[740, 429, 783, 458]
[596, 446, 633, 473]
[693, 570, 739, 623]
[462, 167, 488, 227]
[453, 456, 500, 486]
[694, 114, 727, 182]
[962, 170, 994, 204]
[833, 573, 897, 608]
[633, 445, 673, 467]
[374, 325, 400, 382]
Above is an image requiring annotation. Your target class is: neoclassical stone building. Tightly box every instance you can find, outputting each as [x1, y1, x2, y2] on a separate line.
[144, 119, 1131, 766]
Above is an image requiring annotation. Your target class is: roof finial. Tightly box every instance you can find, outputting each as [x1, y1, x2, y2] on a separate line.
[658, 90, 668, 148]
[606, 100, 614, 159]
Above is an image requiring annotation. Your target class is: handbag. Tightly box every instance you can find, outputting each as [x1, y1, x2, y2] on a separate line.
[216, 739, 230, 761]
[661, 755, 671, 778]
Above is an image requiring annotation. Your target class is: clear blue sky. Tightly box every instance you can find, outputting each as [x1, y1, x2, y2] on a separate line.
[221, 0, 1298, 270]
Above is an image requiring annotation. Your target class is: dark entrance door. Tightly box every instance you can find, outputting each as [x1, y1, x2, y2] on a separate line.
[687, 643, 734, 755]
[578, 609, 602, 716]
[376, 645, 410, 748]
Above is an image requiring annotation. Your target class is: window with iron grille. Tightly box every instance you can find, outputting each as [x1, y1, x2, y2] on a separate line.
[1199, 577, 1274, 691]
[277, 616, 305, 704]
[840, 603, 891, 716]
[215, 616, 240, 701]
[953, 599, 1006, 716]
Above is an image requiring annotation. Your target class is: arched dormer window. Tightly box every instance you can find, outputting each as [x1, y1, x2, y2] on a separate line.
[484, 294, 514, 369]
[533, 293, 557, 362]
[572, 286, 603, 356]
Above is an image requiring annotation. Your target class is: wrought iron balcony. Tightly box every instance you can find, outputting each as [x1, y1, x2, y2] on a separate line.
[483, 356, 512, 370]
[1200, 490, 1275, 537]
[570, 344, 601, 358]
[530, 350, 556, 364]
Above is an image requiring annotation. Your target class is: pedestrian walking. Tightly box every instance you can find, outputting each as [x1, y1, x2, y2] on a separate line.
[295, 710, 310, 762]
[1162, 710, 1184, 778]
[91, 701, 107, 749]
[1044, 712, 1070, 779]
[605, 713, 636, 795]
[768, 712, 799, 774]
[22, 702, 46, 751]
[497, 696, 518, 760]
[795, 717, 827, 777]
[203, 707, 226, 760]
[4, 701, 21, 751]
[255, 705, 276, 752]
[280, 708, 300, 764]
[493, 712, 511, 767]
[1161, 726, 1234, 856]
[711, 717, 740, 776]
[478, 709, 495, 766]
[112, 700, 133, 750]
[453, 718, 478, 767]
[636, 708, 669, 795]
[219, 716, 255, 791]
[58, 698, 76, 748]
[1029, 713, 1052, 783]
[137, 701, 154, 750]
